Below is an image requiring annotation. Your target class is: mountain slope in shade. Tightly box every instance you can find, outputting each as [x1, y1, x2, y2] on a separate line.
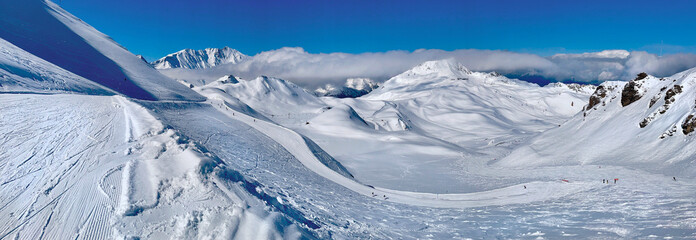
[152, 47, 248, 70]
[0, 0, 203, 101]
[498, 70, 696, 176]
[0, 37, 113, 95]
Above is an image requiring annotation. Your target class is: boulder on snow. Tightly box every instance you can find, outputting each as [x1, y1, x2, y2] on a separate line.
[682, 114, 696, 135]
[587, 85, 607, 110]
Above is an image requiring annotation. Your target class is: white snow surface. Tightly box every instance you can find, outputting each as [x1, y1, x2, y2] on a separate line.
[0, 94, 305, 239]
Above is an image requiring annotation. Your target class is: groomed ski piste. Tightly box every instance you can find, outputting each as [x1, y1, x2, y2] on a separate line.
[1, 0, 695, 239]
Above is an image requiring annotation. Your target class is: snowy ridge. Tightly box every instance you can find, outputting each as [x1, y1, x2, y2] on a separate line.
[152, 47, 248, 69]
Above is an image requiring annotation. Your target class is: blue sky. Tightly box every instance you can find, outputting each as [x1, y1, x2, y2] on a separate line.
[59, 0, 696, 62]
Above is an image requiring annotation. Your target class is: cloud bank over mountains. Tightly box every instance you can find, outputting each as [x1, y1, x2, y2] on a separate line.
[161, 47, 696, 88]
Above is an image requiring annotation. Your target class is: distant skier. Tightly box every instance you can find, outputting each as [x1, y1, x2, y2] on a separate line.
[673, 177, 677, 181]
[614, 178, 618, 184]
[523, 185, 526, 189]
[602, 179, 605, 184]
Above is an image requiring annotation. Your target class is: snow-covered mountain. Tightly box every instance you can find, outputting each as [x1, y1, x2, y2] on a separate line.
[152, 47, 248, 69]
[314, 78, 379, 98]
[3, 1, 696, 239]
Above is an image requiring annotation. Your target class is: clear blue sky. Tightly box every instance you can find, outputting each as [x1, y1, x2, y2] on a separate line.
[58, 0, 696, 61]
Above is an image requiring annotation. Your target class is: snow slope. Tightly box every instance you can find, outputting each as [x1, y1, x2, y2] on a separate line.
[0, 0, 203, 101]
[152, 47, 248, 70]
[499, 70, 696, 177]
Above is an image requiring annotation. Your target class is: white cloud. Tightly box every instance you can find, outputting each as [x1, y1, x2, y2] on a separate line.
[160, 48, 696, 88]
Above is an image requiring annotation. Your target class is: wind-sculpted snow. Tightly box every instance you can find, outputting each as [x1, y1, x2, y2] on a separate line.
[0, 0, 203, 101]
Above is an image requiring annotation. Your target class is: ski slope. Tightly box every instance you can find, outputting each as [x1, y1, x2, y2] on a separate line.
[0, 94, 305, 239]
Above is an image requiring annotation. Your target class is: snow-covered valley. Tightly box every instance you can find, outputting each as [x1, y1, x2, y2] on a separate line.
[1, 0, 696, 239]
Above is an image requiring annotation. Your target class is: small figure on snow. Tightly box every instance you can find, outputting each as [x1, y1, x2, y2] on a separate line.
[673, 177, 677, 181]
[523, 185, 526, 189]
[613, 178, 618, 184]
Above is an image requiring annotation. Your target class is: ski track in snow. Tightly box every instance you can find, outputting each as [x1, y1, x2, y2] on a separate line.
[0, 94, 305, 239]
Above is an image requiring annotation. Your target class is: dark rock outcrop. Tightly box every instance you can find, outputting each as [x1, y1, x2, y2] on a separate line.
[621, 73, 648, 107]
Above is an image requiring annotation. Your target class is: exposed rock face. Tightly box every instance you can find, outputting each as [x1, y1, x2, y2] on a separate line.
[682, 114, 696, 135]
[621, 73, 648, 107]
[636, 72, 648, 80]
[587, 85, 607, 110]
